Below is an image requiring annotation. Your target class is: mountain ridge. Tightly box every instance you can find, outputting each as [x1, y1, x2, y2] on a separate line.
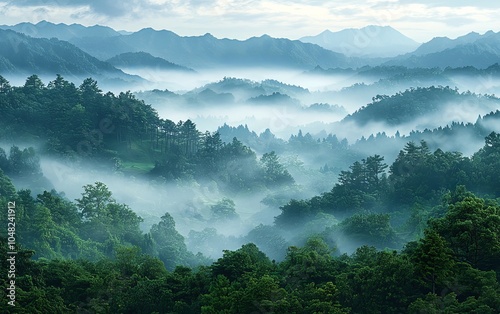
[0, 20, 121, 41]
[0, 21, 359, 69]
[385, 30, 500, 68]
[300, 25, 420, 58]
[0, 29, 143, 86]
[3, 21, 500, 71]
[411, 31, 495, 56]
[82, 28, 355, 69]
[106, 52, 195, 72]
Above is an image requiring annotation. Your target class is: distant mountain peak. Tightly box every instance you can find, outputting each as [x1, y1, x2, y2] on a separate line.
[319, 29, 333, 35]
[361, 24, 391, 30]
[138, 27, 155, 33]
[136, 27, 177, 37]
[300, 25, 419, 58]
[201, 33, 216, 39]
[455, 31, 482, 42]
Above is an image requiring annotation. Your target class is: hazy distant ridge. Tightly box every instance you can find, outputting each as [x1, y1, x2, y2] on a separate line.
[107, 52, 195, 72]
[0, 20, 121, 41]
[300, 26, 420, 58]
[386, 31, 500, 68]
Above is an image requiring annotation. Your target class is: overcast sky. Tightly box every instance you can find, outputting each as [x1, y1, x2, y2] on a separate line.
[0, 0, 498, 42]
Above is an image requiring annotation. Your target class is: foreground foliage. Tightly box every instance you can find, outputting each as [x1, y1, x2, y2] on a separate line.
[1, 195, 499, 313]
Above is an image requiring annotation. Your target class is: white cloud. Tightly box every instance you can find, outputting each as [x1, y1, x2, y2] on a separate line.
[0, 0, 499, 42]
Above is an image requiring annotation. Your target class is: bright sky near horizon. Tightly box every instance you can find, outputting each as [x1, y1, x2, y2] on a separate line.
[0, 0, 498, 42]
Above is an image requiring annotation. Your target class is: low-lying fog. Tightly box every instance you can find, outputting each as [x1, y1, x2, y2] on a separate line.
[5, 66, 500, 259]
[123, 67, 372, 94]
[40, 158, 271, 235]
[124, 67, 375, 137]
[119, 67, 500, 141]
[37, 157, 323, 259]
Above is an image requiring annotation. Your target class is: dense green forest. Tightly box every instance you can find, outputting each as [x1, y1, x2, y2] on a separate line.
[1, 158, 500, 313]
[0, 74, 295, 193]
[1, 75, 500, 313]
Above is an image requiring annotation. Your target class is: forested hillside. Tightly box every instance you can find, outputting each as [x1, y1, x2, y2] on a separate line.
[1, 134, 499, 312]
[343, 86, 500, 126]
[0, 68, 499, 314]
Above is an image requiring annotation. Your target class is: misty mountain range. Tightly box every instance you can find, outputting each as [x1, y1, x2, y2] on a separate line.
[2, 20, 500, 83]
[68, 29, 352, 69]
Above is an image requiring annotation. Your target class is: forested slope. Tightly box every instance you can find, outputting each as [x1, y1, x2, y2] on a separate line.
[1, 74, 499, 313]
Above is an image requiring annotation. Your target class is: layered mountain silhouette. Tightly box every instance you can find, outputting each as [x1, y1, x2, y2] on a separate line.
[0, 20, 120, 41]
[0, 29, 141, 84]
[300, 26, 419, 58]
[69, 29, 354, 69]
[411, 31, 487, 56]
[2, 21, 500, 75]
[386, 31, 500, 68]
[0, 22, 355, 69]
[107, 52, 195, 72]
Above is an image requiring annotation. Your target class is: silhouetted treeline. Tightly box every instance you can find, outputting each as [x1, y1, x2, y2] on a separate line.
[276, 133, 500, 234]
